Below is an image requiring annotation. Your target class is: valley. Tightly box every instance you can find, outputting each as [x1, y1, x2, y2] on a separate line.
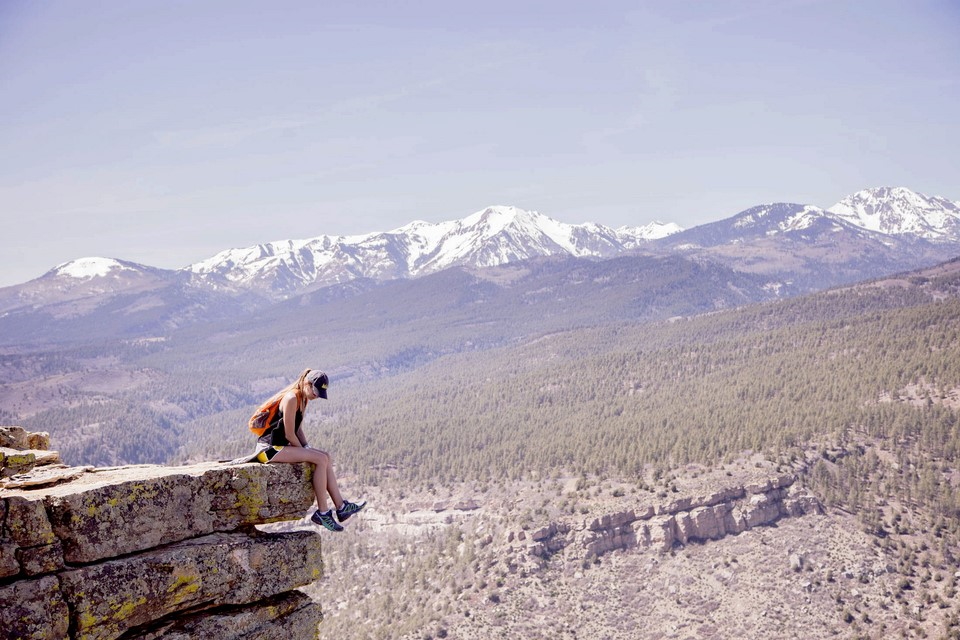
[304, 443, 960, 639]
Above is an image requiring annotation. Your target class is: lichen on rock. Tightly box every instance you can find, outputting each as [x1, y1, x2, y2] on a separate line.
[0, 426, 326, 640]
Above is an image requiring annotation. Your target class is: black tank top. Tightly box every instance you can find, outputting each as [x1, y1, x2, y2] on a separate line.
[258, 405, 304, 447]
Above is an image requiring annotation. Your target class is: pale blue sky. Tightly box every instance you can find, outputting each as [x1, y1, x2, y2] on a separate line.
[1, 0, 958, 287]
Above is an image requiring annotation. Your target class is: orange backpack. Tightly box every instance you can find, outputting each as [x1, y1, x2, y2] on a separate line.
[248, 397, 281, 437]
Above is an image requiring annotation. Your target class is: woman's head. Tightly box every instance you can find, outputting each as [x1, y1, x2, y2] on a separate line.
[306, 370, 329, 399]
[276, 368, 329, 405]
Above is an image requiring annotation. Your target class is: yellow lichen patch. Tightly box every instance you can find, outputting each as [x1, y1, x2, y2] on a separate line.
[167, 573, 200, 593]
[6, 452, 35, 466]
[128, 482, 160, 503]
[233, 482, 267, 516]
[110, 596, 147, 620]
[166, 571, 202, 605]
[77, 610, 102, 631]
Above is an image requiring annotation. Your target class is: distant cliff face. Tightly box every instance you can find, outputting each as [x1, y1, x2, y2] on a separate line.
[512, 472, 823, 563]
[0, 426, 325, 640]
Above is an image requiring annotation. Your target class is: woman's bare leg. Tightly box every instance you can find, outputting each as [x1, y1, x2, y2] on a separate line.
[323, 454, 344, 507]
[300, 446, 344, 508]
[270, 447, 341, 512]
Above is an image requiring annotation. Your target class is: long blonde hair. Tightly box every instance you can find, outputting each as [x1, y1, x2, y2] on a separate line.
[266, 368, 313, 411]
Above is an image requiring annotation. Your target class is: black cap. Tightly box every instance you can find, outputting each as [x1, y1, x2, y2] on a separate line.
[307, 370, 329, 399]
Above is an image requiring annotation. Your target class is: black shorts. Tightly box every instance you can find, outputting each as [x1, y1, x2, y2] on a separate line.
[255, 446, 284, 463]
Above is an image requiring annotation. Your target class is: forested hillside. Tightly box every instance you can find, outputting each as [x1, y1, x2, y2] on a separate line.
[302, 263, 960, 639]
[131, 259, 960, 530]
[9, 256, 960, 530]
[304, 262, 960, 640]
[6, 252, 775, 466]
[289, 274, 960, 515]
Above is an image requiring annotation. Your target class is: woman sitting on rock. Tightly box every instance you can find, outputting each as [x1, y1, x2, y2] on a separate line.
[246, 368, 365, 532]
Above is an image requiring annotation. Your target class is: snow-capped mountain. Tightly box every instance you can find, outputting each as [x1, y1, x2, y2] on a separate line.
[185, 187, 960, 298]
[650, 188, 960, 297]
[661, 187, 960, 250]
[0, 257, 180, 315]
[616, 221, 683, 247]
[827, 187, 960, 241]
[0, 255, 263, 344]
[53, 257, 140, 280]
[4, 186, 959, 323]
[659, 203, 837, 248]
[187, 206, 674, 295]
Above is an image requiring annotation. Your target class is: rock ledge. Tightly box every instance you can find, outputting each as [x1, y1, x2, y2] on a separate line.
[0, 426, 323, 640]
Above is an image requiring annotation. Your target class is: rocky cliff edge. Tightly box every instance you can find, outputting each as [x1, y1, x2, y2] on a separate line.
[0, 426, 323, 640]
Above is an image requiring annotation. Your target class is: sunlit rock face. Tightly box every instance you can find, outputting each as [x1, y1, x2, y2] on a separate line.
[1, 427, 325, 640]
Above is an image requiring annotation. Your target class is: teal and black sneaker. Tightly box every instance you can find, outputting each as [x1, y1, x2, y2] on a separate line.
[311, 509, 344, 532]
[336, 500, 367, 523]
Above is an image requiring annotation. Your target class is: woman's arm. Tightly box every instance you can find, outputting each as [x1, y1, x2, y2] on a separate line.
[280, 392, 303, 447]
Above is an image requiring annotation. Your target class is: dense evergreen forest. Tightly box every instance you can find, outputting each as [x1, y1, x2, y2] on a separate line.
[298, 283, 960, 519]
[10, 253, 772, 465]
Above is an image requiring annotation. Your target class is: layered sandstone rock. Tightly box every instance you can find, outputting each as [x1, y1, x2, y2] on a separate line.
[0, 427, 324, 640]
[0, 426, 51, 451]
[522, 472, 824, 561]
[1, 426, 58, 479]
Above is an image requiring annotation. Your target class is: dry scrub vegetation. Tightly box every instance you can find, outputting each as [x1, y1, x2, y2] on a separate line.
[304, 446, 960, 640]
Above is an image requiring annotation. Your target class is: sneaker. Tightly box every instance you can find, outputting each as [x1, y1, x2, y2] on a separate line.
[336, 500, 367, 523]
[311, 509, 344, 532]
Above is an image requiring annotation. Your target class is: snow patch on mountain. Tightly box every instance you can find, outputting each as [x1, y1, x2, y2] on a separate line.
[828, 187, 960, 241]
[729, 203, 826, 233]
[185, 205, 677, 294]
[412, 206, 602, 273]
[732, 204, 785, 229]
[617, 221, 683, 241]
[54, 258, 135, 280]
[778, 206, 831, 233]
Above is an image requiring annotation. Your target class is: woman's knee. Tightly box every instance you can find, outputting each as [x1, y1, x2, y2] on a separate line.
[310, 449, 331, 466]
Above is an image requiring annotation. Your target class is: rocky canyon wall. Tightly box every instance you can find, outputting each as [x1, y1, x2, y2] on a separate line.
[514, 473, 824, 562]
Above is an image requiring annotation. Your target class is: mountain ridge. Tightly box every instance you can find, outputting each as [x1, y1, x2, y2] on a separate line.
[828, 186, 960, 239]
[183, 205, 674, 296]
[10, 187, 959, 297]
[2, 186, 958, 345]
